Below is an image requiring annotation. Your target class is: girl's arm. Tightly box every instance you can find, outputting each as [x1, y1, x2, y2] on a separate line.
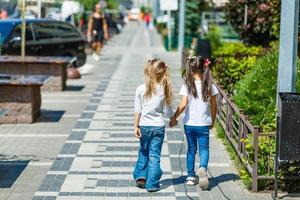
[134, 87, 142, 138]
[210, 95, 217, 129]
[169, 96, 188, 127]
[102, 16, 109, 40]
[87, 14, 93, 36]
[134, 113, 141, 138]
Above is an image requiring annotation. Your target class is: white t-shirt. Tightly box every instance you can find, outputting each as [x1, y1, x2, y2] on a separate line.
[179, 80, 218, 126]
[134, 84, 174, 127]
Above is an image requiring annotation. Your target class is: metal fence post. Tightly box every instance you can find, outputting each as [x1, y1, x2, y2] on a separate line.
[252, 126, 259, 192]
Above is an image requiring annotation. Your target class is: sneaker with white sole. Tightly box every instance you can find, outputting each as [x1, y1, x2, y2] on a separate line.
[186, 176, 198, 186]
[92, 53, 100, 61]
[197, 167, 209, 190]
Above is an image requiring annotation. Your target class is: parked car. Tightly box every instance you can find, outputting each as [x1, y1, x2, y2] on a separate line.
[0, 19, 86, 67]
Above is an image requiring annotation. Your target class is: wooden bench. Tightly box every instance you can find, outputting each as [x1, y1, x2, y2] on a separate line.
[0, 56, 76, 91]
[0, 74, 49, 124]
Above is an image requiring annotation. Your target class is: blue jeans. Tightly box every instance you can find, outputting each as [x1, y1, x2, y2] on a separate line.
[133, 126, 165, 190]
[184, 125, 210, 177]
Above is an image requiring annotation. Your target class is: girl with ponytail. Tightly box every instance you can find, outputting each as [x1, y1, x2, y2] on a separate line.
[133, 58, 174, 192]
[170, 56, 218, 189]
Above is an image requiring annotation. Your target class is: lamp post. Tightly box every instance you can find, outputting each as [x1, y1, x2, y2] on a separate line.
[178, 0, 185, 57]
[21, 0, 26, 60]
[274, 0, 299, 198]
[277, 0, 299, 96]
[37, 0, 42, 18]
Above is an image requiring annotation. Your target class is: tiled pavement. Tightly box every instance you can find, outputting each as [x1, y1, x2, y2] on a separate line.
[1, 22, 280, 200]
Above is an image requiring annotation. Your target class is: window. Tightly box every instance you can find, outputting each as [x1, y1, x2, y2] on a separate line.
[34, 22, 59, 40]
[10, 24, 34, 41]
[0, 23, 14, 44]
[56, 22, 80, 38]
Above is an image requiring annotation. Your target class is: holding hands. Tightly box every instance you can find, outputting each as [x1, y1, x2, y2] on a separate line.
[169, 116, 177, 128]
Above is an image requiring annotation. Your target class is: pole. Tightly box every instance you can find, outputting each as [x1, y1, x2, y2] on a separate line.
[167, 10, 172, 50]
[244, 4, 248, 26]
[274, 0, 299, 198]
[277, 0, 299, 97]
[37, 0, 42, 18]
[178, 0, 185, 54]
[21, 0, 26, 59]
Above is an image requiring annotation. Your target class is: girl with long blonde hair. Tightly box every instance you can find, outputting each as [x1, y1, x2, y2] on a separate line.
[133, 58, 173, 192]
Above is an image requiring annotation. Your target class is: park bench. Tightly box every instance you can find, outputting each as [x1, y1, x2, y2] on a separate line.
[0, 74, 49, 124]
[0, 56, 76, 91]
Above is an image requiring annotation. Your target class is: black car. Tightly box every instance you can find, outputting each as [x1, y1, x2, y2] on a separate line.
[0, 19, 86, 67]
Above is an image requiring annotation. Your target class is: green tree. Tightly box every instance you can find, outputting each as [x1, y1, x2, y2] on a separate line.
[185, 0, 201, 37]
[107, 0, 118, 9]
[225, 0, 280, 46]
[77, 0, 118, 10]
[183, 0, 210, 47]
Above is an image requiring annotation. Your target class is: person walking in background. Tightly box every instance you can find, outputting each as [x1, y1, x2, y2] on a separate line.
[133, 58, 174, 192]
[144, 12, 151, 29]
[87, 3, 108, 61]
[0, 8, 8, 19]
[169, 56, 218, 190]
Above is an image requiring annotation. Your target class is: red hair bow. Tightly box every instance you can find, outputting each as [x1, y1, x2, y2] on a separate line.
[204, 58, 211, 68]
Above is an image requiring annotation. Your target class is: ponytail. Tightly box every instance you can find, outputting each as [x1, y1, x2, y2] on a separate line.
[183, 56, 213, 102]
[201, 60, 213, 102]
[162, 69, 173, 106]
[183, 58, 197, 98]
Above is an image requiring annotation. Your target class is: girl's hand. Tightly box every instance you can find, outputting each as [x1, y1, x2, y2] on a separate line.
[134, 127, 141, 138]
[87, 35, 92, 43]
[104, 32, 109, 40]
[169, 117, 177, 127]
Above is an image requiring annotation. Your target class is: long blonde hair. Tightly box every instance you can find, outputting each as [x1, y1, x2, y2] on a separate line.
[144, 58, 173, 106]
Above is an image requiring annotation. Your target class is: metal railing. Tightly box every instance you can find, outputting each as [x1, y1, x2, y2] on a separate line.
[214, 81, 276, 192]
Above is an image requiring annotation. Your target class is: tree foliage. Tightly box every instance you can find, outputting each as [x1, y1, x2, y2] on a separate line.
[185, 0, 201, 37]
[77, 0, 118, 10]
[225, 0, 280, 46]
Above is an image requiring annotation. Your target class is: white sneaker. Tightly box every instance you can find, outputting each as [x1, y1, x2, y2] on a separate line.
[186, 176, 198, 186]
[197, 167, 209, 190]
[92, 53, 100, 61]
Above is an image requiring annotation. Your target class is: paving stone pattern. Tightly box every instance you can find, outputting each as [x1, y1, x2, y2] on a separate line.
[0, 22, 280, 200]
[31, 22, 278, 200]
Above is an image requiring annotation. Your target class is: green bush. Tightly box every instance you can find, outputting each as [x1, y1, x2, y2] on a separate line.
[233, 51, 300, 132]
[156, 22, 167, 35]
[205, 25, 222, 52]
[232, 51, 300, 190]
[212, 42, 263, 93]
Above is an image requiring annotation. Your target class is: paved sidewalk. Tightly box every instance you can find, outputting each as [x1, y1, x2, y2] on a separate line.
[31, 22, 276, 200]
[0, 22, 280, 200]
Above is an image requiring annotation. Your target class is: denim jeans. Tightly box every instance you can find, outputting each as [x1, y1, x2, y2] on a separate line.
[184, 125, 210, 178]
[133, 126, 165, 190]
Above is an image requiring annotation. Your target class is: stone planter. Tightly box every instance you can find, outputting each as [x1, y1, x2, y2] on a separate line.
[0, 74, 48, 124]
[0, 56, 76, 91]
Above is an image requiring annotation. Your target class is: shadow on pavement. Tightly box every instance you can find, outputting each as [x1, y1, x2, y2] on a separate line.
[207, 173, 240, 190]
[37, 110, 65, 122]
[160, 173, 240, 191]
[0, 160, 29, 188]
[65, 85, 85, 91]
[160, 176, 186, 189]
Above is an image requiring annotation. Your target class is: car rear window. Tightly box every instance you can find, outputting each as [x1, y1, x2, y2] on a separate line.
[34, 22, 59, 40]
[56, 23, 80, 38]
[0, 23, 14, 44]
